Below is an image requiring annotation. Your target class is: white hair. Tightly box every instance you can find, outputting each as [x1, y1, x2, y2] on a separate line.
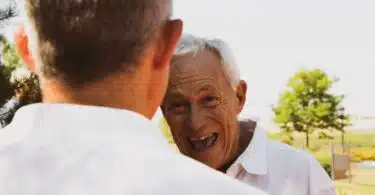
[173, 34, 240, 89]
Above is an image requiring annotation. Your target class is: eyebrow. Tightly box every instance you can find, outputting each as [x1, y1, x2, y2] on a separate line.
[198, 85, 215, 93]
[166, 90, 185, 100]
[167, 84, 216, 99]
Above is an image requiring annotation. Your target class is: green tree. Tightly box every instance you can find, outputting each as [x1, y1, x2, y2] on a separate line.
[272, 69, 350, 148]
[0, 0, 19, 107]
[0, 1, 41, 127]
[1, 35, 22, 69]
[0, 60, 14, 106]
[330, 107, 351, 149]
[0, 36, 17, 107]
[0, 37, 41, 127]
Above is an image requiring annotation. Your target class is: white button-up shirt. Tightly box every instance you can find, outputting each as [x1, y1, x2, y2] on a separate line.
[226, 125, 336, 195]
[0, 104, 265, 195]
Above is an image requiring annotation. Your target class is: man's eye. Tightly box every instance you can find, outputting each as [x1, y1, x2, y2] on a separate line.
[202, 96, 219, 107]
[169, 104, 185, 114]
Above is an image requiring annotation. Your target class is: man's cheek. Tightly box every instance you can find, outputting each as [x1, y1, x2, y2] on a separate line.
[210, 106, 228, 125]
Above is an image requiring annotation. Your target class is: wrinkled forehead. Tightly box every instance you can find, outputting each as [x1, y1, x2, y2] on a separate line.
[169, 49, 227, 89]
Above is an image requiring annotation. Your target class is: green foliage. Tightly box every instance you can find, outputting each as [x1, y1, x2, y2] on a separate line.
[160, 117, 175, 144]
[0, 36, 16, 106]
[14, 73, 41, 104]
[1, 73, 42, 126]
[0, 37, 41, 126]
[272, 69, 350, 148]
[268, 131, 295, 146]
[1, 37, 22, 69]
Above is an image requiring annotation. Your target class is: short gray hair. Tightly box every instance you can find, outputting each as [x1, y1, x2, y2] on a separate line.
[173, 34, 240, 89]
[22, 0, 170, 87]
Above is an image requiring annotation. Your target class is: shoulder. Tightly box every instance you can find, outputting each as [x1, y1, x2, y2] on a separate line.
[266, 140, 334, 192]
[0, 137, 265, 195]
[267, 140, 313, 162]
[168, 151, 268, 194]
[152, 151, 266, 195]
[0, 124, 30, 152]
[266, 140, 314, 177]
[267, 140, 326, 171]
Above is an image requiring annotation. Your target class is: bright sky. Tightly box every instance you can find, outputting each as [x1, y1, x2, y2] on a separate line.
[163, 0, 375, 126]
[2, 0, 375, 128]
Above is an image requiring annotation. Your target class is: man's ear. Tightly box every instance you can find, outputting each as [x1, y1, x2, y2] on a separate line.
[235, 80, 247, 114]
[14, 25, 36, 73]
[153, 19, 183, 70]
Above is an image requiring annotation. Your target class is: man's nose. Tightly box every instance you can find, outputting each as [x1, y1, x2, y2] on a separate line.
[187, 105, 205, 131]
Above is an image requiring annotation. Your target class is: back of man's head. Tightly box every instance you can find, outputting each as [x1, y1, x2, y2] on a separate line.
[23, 0, 167, 85]
[15, 0, 182, 118]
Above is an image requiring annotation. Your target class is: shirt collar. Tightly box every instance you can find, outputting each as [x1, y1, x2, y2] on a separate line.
[235, 123, 268, 175]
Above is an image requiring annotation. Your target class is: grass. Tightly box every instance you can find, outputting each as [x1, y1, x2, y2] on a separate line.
[335, 181, 375, 195]
[268, 131, 375, 149]
[333, 163, 375, 194]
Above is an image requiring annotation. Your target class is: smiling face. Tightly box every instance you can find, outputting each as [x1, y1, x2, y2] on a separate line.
[161, 48, 247, 169]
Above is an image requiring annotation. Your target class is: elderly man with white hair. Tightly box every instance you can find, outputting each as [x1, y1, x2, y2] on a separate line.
[161, 34, 335, 195]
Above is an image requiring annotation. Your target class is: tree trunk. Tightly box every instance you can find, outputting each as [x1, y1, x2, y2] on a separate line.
[341, 131, 345, 151]
[306, 132, 310, 148]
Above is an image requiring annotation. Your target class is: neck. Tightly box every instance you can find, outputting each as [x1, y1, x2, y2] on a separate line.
[40, 73, 154, 119]
[218, 143, 240, 173]
[218, 120, 255, 173]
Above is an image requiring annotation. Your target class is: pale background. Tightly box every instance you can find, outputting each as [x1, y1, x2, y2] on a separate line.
[2, 0, 375, 131]
[155, 0, 375, 131]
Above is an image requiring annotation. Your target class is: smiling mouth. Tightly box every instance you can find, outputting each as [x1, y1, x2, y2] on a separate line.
[187, 133, 218, 152]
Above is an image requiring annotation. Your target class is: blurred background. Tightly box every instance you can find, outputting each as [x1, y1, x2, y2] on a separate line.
[1, 0, 374, 194]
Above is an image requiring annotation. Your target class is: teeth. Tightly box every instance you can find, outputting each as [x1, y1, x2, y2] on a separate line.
[188, 133, 218, 152]
[190, 134, 212, 141]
